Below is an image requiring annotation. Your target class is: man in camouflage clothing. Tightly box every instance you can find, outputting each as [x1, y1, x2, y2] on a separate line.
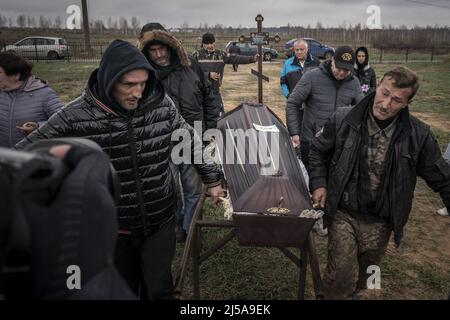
[308, 66, 450, 299]
[192, 32, 257, 114]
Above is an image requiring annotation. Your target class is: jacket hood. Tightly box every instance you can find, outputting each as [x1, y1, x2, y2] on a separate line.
[91, 39, 158, 112]
[355, 46, 370, 68]
[137, 30, 190, 67]
[22, 75, 48, 92]
[86, 68, 165, 118]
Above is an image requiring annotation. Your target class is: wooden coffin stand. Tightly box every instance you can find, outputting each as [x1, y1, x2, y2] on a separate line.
[174, 103, 324, 299]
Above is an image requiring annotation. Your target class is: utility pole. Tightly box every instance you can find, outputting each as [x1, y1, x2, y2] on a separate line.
[81, 0, 91, 51]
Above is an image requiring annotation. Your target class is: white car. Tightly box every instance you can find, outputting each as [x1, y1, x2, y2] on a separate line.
[4, 36, 71, 60]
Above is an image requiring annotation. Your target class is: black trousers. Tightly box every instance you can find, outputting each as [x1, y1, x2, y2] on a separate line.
[300, 140, 311, 172]
[114, 218, 176, 300]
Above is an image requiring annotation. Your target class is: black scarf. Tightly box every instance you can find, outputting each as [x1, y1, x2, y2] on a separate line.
[155, 64, 179, 80]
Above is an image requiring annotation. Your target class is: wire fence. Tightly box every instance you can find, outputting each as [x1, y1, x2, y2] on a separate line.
[1, 41, 449, 63]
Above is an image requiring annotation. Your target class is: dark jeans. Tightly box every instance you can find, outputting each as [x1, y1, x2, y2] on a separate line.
[232, 64, 238, 71]
[212, 91, 224, 115]
[114, 218, 176, 300]
[300, 140, 311, 172]
[171, 163, 203, 232]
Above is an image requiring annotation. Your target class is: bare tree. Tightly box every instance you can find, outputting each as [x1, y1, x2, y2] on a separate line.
[54, 16, 62, 29]
[214, 23, 224, 35]
[92, 19, 104, 31]
[8, 17, 13, 27]
[39, 15, 51, 28]
[315, 21, 323, 29]
[107, 16, 114, 29]
[0, 14, 7, 27]
[180, 21, 189, 31]
[131, 16, 140, 30]
[30, 16, 36, 28]
[17, 14, 26, 28]
[111, 19, 118, 30]
[119, 16, 129, 30]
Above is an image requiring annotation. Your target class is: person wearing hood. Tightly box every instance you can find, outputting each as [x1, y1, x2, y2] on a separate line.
[137, 25, 218, 243]
[354, 46, 377, 95]
[16, 39, 223, 299]
[0, 52, 63, 148]
[192, 32, 258, 114]
[280, 39, 320, 98]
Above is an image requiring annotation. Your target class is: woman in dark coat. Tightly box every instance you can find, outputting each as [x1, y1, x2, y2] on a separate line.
[354, 46, 377, 95]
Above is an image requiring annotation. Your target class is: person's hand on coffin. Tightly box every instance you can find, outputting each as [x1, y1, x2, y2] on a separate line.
[291, 135, 301, 148]
[312, 187, 327, 209]
[208, 184, 225, 205]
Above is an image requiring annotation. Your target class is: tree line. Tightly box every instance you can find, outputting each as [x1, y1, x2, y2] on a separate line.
[0, 14, 141, 31]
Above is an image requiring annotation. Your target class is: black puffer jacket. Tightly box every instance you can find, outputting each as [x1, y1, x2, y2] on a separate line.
[286, 60, 363, 143]
[138, 30, 218, 131]
[309, 92, 450, 246]
[16, 40, 221, 235]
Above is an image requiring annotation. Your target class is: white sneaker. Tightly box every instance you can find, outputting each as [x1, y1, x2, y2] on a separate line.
[436, 207, 449, 217]
[313, 218, 328, 236]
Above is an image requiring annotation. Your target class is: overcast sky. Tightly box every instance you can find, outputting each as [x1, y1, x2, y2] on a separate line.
[1, 0, 450, 28]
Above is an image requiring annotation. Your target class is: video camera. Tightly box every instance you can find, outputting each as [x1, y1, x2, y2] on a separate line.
[0, 138, 132, 299]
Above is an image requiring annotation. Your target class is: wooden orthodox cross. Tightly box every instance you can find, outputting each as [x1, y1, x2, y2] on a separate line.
[238, 14, 281, 104]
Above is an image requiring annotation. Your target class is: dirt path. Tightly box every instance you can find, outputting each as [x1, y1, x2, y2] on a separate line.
[412, 112, 450, 132]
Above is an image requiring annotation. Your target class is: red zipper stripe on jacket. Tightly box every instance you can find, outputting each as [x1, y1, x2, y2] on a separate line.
[94, 97, 120, 117]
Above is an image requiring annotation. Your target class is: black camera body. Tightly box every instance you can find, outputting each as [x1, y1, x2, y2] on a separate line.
[0, 138, 130, 299]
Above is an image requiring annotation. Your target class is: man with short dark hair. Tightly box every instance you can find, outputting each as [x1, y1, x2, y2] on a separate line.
[309, 66, 450, 299]
[16, 40, 223, 299]
[192, 32, 258, 114]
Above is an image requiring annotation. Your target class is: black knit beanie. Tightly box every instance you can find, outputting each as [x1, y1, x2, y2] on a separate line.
[202, 32, 215, 44]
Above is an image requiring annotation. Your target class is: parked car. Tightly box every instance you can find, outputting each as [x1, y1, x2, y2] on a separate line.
[285, 38, 334, 60]
[225, 41, 278, 61]
[3, 37, 71, 60]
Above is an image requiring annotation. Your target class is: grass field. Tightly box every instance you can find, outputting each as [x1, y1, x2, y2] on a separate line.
[32, 58, 450, 300]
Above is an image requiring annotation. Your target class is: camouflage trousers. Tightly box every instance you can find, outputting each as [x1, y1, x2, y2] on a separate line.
[323, 210, 392, 299]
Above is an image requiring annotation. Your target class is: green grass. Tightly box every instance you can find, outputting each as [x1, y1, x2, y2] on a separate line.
[30, 60, 450, 300]
[33, 62, 97, 102]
